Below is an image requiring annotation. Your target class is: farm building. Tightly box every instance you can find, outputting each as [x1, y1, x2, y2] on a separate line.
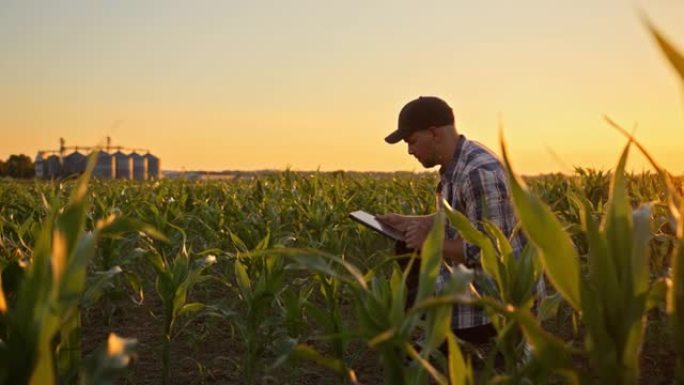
[34, 138, 161, 180]
[114, 151, 133, 179]
[131, 152, 148, 181]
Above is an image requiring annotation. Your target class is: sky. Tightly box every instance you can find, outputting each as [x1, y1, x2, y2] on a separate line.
[1, 0, 683, 175]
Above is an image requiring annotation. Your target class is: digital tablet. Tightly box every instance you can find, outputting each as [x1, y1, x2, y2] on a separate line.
[349, 210, 404, 242]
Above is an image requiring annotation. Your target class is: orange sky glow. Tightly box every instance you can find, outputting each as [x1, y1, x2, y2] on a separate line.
[1, 1, 683, 175]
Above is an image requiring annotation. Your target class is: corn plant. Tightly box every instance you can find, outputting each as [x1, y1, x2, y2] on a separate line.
[500, 135, 669, 385]
[79, 334, 138, 385]
[228, 231, 312, 385]
[266, 247, 364, 384]
[442, 203, 544, 375]
[231, 233, 283, 384]
[0, 156, 137, 385]
[643, 19, 684, 384]
[273, 210, 476, 385]
[142, 224, 216, 385]
[670, 187, 684, 385]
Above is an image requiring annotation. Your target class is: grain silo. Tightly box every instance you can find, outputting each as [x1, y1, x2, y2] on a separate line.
[92, 150, 114, 179]
[145, 153, 161, 179]
[34, 152, 45, 179]
[63, 151, 87, 176]
[114, 151, 133, 179]
[45, 155, 62, 178]
[36, 138, 160, 180]
[131, 152, 148, 181]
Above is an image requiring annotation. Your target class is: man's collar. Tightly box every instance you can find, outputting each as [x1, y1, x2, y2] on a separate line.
[439, 134, 465, 176]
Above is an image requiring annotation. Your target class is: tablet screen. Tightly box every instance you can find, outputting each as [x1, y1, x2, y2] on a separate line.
[349, 210, 404, 242]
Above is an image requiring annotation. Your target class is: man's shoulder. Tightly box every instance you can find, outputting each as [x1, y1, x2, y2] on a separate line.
[460, 139, 505, 175]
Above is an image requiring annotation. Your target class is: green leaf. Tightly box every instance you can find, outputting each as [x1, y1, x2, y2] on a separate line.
[229, 231, 249, 253]
[415, 211, 445, 304]
[569, 192, 619, 307]
[389, 265, 408, 327]
[421, 299, 452, 355]
[82, 266, 123, 308]
[631, 204, 653, 296]
[97, 216, 168, 242]
[603, 142, 634, 298]
[480, 297, 573, 370]
[643, 16, 684, 82]
[146, 251, 167, 276]
[604, 116, 681, 225]
[272, 248, 367, 290]
[290, 344, 354, 381]
[669, 238, 684, 377]
[482, 219, 513, 264]
[501, 133, 581, 310]
[446, 331, 474, 385]
[537, 293, 564, 323]
[234, 259, 252, 301]
[80, 333, 137, 385]
[176, 302, 205, 318]
[443, 202, 501, 287]
[404, 342, 448, 385]
[124, 271, 144, 305]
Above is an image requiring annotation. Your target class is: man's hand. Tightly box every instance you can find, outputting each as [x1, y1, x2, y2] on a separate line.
[377, 213, 434, 251]
[404, 219, 431, 251]
[376, 213, 410, 232]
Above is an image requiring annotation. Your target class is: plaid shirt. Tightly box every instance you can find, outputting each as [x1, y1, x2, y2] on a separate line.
[437, 134, 527, 329]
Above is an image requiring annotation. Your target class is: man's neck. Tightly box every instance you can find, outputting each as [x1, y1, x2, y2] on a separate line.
[439, 134, 461, 168]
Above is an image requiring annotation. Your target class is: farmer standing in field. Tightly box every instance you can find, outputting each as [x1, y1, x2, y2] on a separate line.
[377, 96, 526, 344]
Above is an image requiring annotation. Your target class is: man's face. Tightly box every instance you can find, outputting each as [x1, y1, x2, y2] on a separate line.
[404, 129, 439, 168]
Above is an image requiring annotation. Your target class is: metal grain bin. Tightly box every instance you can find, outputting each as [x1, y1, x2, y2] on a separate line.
[63, 151, 87, 176]
[93, 150, 115, 179]
[114, 151, 133, 180]
[131, 152, 148, 181]
[144, 153, 161, 179]
[45, 155, 62, 178]
[35, 152, 45, 179]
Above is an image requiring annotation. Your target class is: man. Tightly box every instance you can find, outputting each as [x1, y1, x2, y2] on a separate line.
[377, 96, 526, 344]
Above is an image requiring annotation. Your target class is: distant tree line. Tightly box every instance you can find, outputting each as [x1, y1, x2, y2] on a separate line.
[0, 154, 35, 178]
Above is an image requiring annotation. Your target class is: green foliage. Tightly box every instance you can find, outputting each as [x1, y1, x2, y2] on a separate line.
[644, 19, 684, 384]
[142, 224, 216, 385]
[502, 135, 675, 385]
[443, 201, 546, 377]
[80, 334, 138, 385]
[0, 165, 679, 384]
[0, 155, 137, 385]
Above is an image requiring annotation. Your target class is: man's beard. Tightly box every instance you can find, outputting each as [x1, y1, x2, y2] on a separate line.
[417, 147, 439, 168]
[417, 155, 438, 168]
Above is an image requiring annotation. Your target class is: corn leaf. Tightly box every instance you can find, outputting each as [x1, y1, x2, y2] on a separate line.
[415, 210, 445, 304]
[80, 333, 137, 385]
[446, 331, 474, 385]
[643, 16, 684, 82]
[442, 202, 502, 291]
[501, 134, 581, 310]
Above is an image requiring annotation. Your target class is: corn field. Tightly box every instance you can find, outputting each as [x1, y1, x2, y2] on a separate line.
[1, 18, 684, 385]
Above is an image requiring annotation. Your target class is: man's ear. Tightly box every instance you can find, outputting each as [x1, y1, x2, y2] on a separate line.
[429, 126, 441, 139]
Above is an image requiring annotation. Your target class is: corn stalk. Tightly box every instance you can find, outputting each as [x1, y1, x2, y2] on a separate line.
[0, 155, 138, 385]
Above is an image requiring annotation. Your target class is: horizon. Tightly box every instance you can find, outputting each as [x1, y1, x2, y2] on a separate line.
[1, 1, 684, 175]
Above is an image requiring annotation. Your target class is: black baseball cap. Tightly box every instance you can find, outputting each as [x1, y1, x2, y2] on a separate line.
[384, 96, 454, 144]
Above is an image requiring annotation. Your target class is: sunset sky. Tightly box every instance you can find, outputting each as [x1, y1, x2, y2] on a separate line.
[1, 0, 683, 174]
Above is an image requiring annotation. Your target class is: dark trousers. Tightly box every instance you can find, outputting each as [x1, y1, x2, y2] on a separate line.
[395, 241, 496, 346]
[395, 241, 421, 307]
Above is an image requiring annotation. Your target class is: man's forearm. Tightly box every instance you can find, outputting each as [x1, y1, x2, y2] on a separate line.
[443, 237, 465, 266]
[403, 213, 435, 223]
